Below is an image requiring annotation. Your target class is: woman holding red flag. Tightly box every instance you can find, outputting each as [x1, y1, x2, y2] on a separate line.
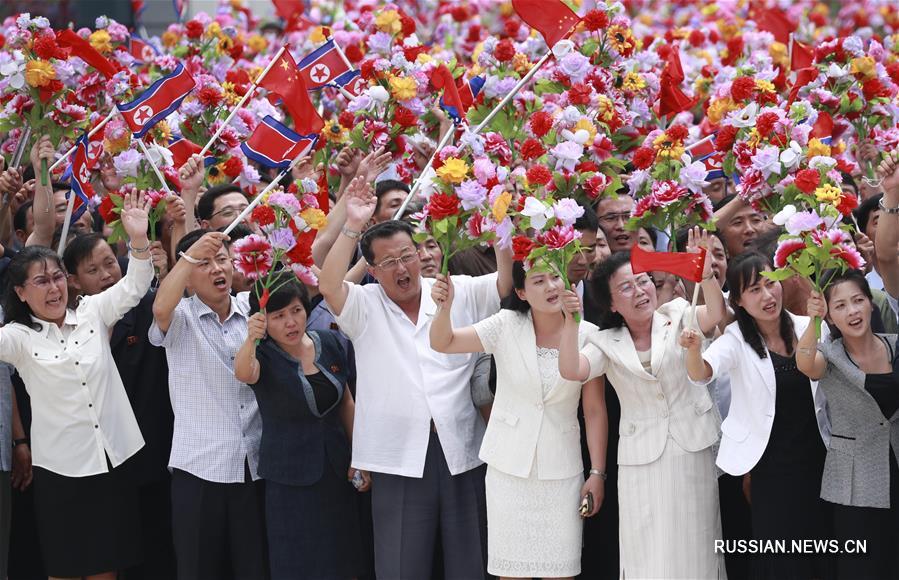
[559, 227, 727, 579]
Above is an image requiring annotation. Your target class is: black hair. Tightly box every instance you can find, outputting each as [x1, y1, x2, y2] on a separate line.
[820, 268, 873, 340]
[51, 182, 71, 194]
[574, 202, 599, 233]
[639, 227, 658, 248]
[175, 228, 231, 258]
[855, 193, 883, 234]
[374, 179, 410, 214]
[2, 246, 66, 330]
[713, 194, 736, 213]
[13, 200, 33, 233]
[726, 252, 795, 359]
[221, 223, 253, 241]
[248, 274, 312, 316]
[747, 226, 784, 262]
[196, 185, 246, 221]
[673, 227, 728, 258]
[591, 251, 633, 329]
[500, 261, 531, 313]
[62, 232, 107, 274]
[840, 172, 857, 194]
[359, 220, 414, 264]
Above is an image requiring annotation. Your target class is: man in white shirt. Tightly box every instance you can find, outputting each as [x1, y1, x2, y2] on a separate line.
[319, 178, 511, 579]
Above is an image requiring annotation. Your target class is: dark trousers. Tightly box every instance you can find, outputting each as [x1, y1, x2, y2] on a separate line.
[371, 431, 488, 580]
[171, 468, 268, 580]
[123, 477, 176, 580]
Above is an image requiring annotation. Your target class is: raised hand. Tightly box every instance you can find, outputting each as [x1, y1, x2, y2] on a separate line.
[165, 194, 187, 224]
[184, 231, 229, 263]
[879, 148, 899, 197]
[561, 289, 582, 322]
[120, 187, 153, 243]
[344, 175, 377, 230]
[0, 167, 23, 200]
[854, 232, 875, 267]
[291, 154, 315, 182]
[178, 154, 205, 193]
[360, 147, 392, 183]
[431, 273, 454, 309]
[149, 241, 170, 279]
[29, 135, 54, 175]
[679, 327, 703, 351]
[247, 312, 267, 342]
[99, 155, 122, 192]
[335, 147, 362, 181]
[687, 226, 713, 280]
[806, 291, 827, 320]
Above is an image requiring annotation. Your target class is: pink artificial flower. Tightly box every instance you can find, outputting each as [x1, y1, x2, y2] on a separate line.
[833, 244, 865, 270]
[773, 238, 807, 268]
[232, 234, 273, 280]
[537, 224, 580, 249]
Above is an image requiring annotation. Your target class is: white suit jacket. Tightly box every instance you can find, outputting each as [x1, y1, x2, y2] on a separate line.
[582, 298, 721, 466]
[474, 309, 597, 479]
[697, 314, 831, 476]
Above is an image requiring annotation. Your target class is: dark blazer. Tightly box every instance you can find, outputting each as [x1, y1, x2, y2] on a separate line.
[251, 330, 351, 486]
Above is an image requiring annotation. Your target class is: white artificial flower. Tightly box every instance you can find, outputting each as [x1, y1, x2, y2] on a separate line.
[552, 39, 575, 59]
[368, 85, 389, 103]
[772, 204, 797, 226]
[779, 140, 803, 170]
[729, 102, 759, 128]
[521, 196, 555, 230]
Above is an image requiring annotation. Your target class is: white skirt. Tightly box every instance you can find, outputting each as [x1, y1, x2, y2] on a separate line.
[485, 464, 584, 578]
[618, 438, 726, 579]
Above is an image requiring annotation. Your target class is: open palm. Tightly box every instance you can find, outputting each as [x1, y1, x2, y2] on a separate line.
[120, 188, 153, 240]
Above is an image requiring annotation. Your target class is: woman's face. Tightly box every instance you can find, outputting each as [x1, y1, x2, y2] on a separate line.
[516, 270, 566, 314]
[826, 281, 873, 339]
[594, 227, 611, 264]
[15, 259, 69, 324]
[265, 297, 308, 347]
[636, 229, 654, 252]
[736, 268, 783, 323]
[609, 263, 657, 324]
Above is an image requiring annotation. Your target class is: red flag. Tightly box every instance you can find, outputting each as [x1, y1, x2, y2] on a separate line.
[791, 38, 814, 71]
[631, 245, 706, 283]
[316, 167, 329, 214]
[658, 45, 694, 117]
[511, 0, 581, 49]
[258, 50, 324, 134]
[786, 67, 818, 106]
[56, 29, 118, 79]
[429, 65, 466, 123]
[755, 6, 796, 45]
[272, 0, 303, 20]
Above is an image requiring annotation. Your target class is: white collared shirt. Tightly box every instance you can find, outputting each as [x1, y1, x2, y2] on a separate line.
[336, 274, 500, 477]
[0, 256, 153, 477]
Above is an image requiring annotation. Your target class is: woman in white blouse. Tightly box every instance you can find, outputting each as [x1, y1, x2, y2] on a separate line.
[558, 228, 727, 579]
[0, 186, 154, 580]
[430, 261, 607, 580]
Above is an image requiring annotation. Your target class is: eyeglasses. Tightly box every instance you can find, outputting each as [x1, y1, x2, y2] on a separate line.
[615, 275, 654, 297]
[598, 211, 632, 226]
[210, 205, 249, 220]
[373, 253, 419, 270]
[25, 271, 68, 290]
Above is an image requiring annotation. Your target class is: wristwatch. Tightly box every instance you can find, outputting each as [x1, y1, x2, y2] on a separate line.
[13, 437, 29, 448]
[341, 226, 362, 239]
[878, 197, 899, 214]
[589, 468, 607, 480]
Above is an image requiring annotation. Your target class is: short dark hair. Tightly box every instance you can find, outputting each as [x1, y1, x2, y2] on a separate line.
[13, 200, 33, 233]
[748, 226, 785, 262]
[855, 193, 883, 234]
[574, 202, 599, 233]
[713, 194, 736, 213]
[590, 251, 632, 329]
[197, 185, 246, 221]
[673, 227, 727, 258]
[221, 223, 253, 241]
[62, 232, 106, 274]
[374, 179, 410, 214]
[359, 220, 414, 264]
[3, 246, 66, 330]
[249, 273, 311, 316]
[175, 228, 231, 258]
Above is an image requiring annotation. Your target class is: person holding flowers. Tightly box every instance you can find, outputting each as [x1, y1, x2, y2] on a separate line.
[429, 252, 608, 579]
[681, 252, 833, 579]
[559, 228, 726, 579]
[0, 186, 154, 579]
[873, 149, 899, 322]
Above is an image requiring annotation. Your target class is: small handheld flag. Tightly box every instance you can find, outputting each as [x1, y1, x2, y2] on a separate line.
[298, 40, 353, 90]
[631, 244, 707, 283]
[240, 116, 319, 169]
[117, 63, 196, 138]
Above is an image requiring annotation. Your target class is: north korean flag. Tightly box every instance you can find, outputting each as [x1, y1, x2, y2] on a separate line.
[68, 133, 94, 221]
[457, 75, 485, 110]
[117, 63, 196, 138]
[173, 0, 189, 22]
[168, 134, 216, 169]
[688, 136, 726, 181]
[240, 116, 318, 169]
[334, 70, 367, 97]
[129, 35, 159, 65]
[298, 40, 353, 91]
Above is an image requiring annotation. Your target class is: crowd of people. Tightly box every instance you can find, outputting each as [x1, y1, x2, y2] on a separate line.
[0, 0, 898, 579]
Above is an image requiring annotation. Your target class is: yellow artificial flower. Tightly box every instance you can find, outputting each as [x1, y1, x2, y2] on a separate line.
[596, 95, 616, 124]
[161, 31, 181, 48]
[512, 53, 531, 75]
[850, 56, 877, 81]
[622, 72, 646, 92]
[716, 19, 740, 40]
[89, 30, 113, 54]
[701, 4, 719, 17]
[247, 34, 267, 53]
[755, 79, 776, 94]
[300, 207, 328, 230]
[217, 36, 234, 54]
[221, 82, 243, 106]
[814, 184, 842, 205]
[574, 118, 597, 142]
[103, 133, 131, 156]
[309, 27, 328, 44]
[375, 10, 402, 34]
[389, 75, 417, 101]
[24, 60, 56, 88]
[436, 158, 469, 184]
[607, 25, 635, 54]
[499, 2, 514, 17]
[322, 120, 347, 144]
[807, 138, 832, 158]
[707, 97, 739, 125]
[416, 53, 433, 65]
[653, 132, 685, 160]
[206, 22, 223, 40]
[492, 191, 512, 222]
[746, 128, 762, 148]
[207, 163, 229, 185]
[768, 42, 788, 68]
[153, 121, 173, 144]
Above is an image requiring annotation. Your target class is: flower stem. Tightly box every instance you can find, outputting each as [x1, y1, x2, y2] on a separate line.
[40, 158, 49, 187]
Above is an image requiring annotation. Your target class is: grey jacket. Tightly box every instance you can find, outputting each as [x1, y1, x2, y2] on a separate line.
[818, 335, 899, 508]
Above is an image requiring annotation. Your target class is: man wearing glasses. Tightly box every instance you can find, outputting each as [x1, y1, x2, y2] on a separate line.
[319, 179, 512, 580]
[595, 195, 638, 254]
[195, 185, 250, 231]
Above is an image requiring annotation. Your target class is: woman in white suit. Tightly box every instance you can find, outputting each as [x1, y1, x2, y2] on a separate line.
[682, 252, 832, 579]
[558, 228, 727, 579]
[430, 261, 608, 580]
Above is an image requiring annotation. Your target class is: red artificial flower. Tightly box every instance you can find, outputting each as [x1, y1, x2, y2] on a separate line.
[887, 63, 899, 86]
[33, 31, 62, 60]
[862, 79, 891, 101]
[730, 76, 755, 101]
[512, 235, 537, 262]
[755, 112, 779, 137]
[197, 85, 223, 107]
[584, 173, 612, 199]
[520, 138, 546, 161]
[426, 192, 461, 221]
[530, 111, 553, 138]
[98, 193, 121, 224]
[716, 125, 738, 151]
[503, 19, 521, 38]
[228, 40, 244, 60]
[666, 125, 689, 142]
[344, 43, 364, 63]
[576, 161, 598, 173]
[538, 225, 578, 249]
[398, 11, 416, 36]
[833, 244, 865, 270]
[450, 5, 469, 22]
[232, 234, 273, 280]
[494, 39, 516, 62]
[360, 58, 378, 81]
[688, 29, 705, 47]
[0, 33, 5, 50]
[568, 83, 592, 105]
[526, 165, 553, 185]
[223, 156, 243, 178]
[39, 80, 64, 103]
[583, 10, 609, 31]
[722, 36, 744, 67]
[185, 20, 204, 39]
[632, 146, 656, 169]
[286, 231, 314, 266]
[836, 192, 859, 216]
[338, 110, 356, 129]
[225, 69, 251, 95]
[794, 169, 820, 194]
[773, 238, 807, 268]
[393, 106, 418, 128]
[467, 23, 483, 43]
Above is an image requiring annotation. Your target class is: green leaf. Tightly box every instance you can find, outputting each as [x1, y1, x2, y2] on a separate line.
[761, 268, 795, 281]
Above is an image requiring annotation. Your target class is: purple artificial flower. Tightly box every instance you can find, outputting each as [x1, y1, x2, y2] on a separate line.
[268, 228, 296, 252]
[552, 198, 585, 226]
[785, 209, 825, 236]
[456, 180, 488, 211]
[558, 51, 591, 84]
[751, 146, 782, 179]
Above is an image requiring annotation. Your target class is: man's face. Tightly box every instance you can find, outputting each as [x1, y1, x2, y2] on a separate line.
[205, 192, 249, 230]
[720, 205, 765, 257]
[373, 189, 407, 224]
[71, 241, 123, 295]
[53, 190, 93, 232]
[187, 245, 234, 303]
[567, 229, 598, 285]
[416, 236, 443, 279]
[703, 178, 728, 204]
[596, 196, 636, 253]
[367, 232, 422, 304]
[15, 206, 34, 245]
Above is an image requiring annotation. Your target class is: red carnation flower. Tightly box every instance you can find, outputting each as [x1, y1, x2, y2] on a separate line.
[576, 161, 598, 173]
[360, 59, 378, 81]
[666, 125, 689, 142]
[185, 20, 204, 39]
[730, 76, 755, 101]
[530, 111, 553, 138]
[583, 10, 609, 31]
[450, 5, 469, 22]
[393, 106, 418, 128]
[568, 83, 592, 105]
[251, 205, 276, 227]
[526, 165, 553, 185]
[520, 138, 546, 161]
[887, 63, 899, 86]
[794, 169, 820, 194]
[197, 85, 223, 107]
[232, 235, 273, 281]
[98, 193, 121, 225]
[512, 235, 537, 262]
[716, 125, 738, 151]
[688, 29, 705, 47]
[863, 79, 891, 101]
[33, 32, 61, 60]
[632, 147, 656, 170]
[836, 192, 859, 216]
[399, 11, 416, 36]
[503, 19, 521, 38]
[223, 156, 243, 178]
[344, 43, 364, 63]
[494, 39, 516, 62]
[755, 112, 779, 137]
[426, 192, 461, 221]
[338, 110, 356, 129]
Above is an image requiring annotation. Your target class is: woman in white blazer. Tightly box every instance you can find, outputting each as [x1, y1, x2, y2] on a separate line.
[430, 262, 607, 580]
[559, 228, 727, 580]
[682, 252, 832, 580]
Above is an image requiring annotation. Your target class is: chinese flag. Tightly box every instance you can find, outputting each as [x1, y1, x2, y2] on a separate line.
[272, 0, 303, 20]
[56, 29, 118, 79]
[755, 6, 796, 45]
[258, 50, 324, 135]
[511, 0, 581, 49]
[810, 111, 833, 141]
[429, 65, 466, 122]
[658, 45, 694, 118]
[786, 67, 818, 107]
[791, 38, 814, 71]
[631, 245, 706, 283]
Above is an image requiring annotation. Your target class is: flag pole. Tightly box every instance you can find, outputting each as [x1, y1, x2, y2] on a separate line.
[50, 109, 117, 172]
[688, 281, 701, 330]
[222, 147, 311, 235]
[136, 140, 173, 192]
[393, 127, 454, 220]
[473, 49, 552, 134]
[198, 45, 287, 158]
[10, 126, 31, 168]
[56, 189, 78, 256]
